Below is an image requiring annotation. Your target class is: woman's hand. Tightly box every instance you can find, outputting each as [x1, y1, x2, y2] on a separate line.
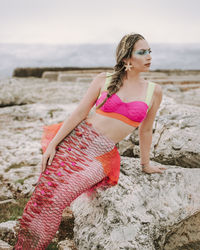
[41, 144, 56, 172]
[141, 164, 167, 174]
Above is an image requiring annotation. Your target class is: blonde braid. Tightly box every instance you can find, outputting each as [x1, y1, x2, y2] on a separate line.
[96, 33, 145, 110]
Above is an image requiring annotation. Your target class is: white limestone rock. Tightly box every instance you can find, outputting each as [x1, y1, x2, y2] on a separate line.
[124, 96, 200, 168]
[0, 220, 18, 248]
[71, 157, 200, 249]
[0, 239, 12, 250]
[58, 239, 77, 250]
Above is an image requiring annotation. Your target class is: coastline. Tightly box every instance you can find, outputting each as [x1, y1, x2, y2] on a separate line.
[12, 66, 200, 78]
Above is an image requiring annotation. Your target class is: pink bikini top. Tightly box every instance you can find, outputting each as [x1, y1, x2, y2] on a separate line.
[95, 72, 156, 127]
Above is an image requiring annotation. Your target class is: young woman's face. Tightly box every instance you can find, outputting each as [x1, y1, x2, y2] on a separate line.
[129, 39, 152, 72]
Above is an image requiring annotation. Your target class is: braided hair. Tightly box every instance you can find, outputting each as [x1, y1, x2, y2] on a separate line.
[96, 32, 145, 109]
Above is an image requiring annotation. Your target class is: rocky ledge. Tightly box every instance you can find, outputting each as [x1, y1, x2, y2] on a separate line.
[0, 69, 200, 249]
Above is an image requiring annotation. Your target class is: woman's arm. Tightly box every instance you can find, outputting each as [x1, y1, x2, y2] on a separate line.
[138, 84, 164, 172]
[48, 72, 105, 148]
[41, 72, 106, 171]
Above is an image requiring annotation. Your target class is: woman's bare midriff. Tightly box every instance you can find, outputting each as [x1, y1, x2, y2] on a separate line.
[85, 112, 137, 144]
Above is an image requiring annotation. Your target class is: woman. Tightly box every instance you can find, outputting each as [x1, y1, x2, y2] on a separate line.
[14, 33, 167, 249]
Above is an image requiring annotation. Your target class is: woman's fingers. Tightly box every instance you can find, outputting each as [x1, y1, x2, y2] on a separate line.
[48, 153, 54, 166]
[41, 158, 45, 172]
[42, 155, 48, 172]
[41, 151, 55, 173]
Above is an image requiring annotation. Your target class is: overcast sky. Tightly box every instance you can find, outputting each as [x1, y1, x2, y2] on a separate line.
[0, 0, 199, 44]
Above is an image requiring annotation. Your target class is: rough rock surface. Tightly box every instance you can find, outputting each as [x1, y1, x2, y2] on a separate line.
[0, 221, 17, 247]
[71, 157, 200, 250]
[0, 239, 13, 250]
[0, 70, 200, 249]
[58, 239, 77, 250]
[125, 96, 200, 168]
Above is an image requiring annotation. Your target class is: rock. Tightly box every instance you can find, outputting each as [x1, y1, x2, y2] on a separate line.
[58, 207, 75, 246]
[71, 157, 200, 249]
[163, 211, 200, 250]
[0, 199, 17, 205]
[0, 239, 12, 250]
[62, 206, 73, 218]
[118, 96, 200, 168]
[0, 220, 17, 246]
[0, 102, 77, 192]
[57, 72, 94, 83]
[58, 239, 77, 250]
[76, 77, 93, 83]
[0, 182, 13, 200]
[12, 67, 111, 78]
[1, 70, 200, 249]
[163, 83, 200, 106]
[58, 73, 78, 82]
[42, 71, 58, 81]
[151, 96, 200, 168]
[152, 76, 200, 85]
[117, 135, 134, 157]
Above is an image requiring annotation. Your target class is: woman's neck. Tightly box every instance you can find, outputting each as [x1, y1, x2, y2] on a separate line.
[123, 71, 144, 85]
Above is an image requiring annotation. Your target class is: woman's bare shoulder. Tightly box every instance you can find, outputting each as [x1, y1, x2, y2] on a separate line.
[94, 72, 107, 89]
[153, 83, 162, 105]
[154, 83, 162, 96]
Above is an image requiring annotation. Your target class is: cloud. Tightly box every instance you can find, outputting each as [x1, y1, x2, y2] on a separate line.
[0, 0, 199, 44]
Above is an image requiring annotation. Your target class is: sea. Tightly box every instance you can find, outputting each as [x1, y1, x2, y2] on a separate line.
[0, 42, 200, 80]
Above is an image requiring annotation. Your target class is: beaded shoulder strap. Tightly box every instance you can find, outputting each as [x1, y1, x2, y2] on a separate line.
[145, 81, 156, 110]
